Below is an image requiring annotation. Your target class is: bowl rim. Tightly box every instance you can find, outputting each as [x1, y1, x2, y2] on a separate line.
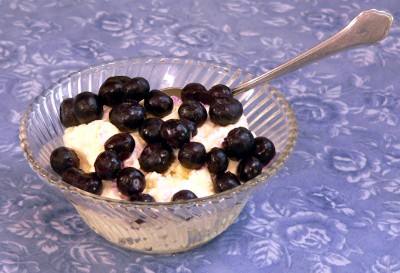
[19, 56, 298, 207]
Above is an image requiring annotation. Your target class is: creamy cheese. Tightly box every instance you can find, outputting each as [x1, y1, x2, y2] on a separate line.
[62, 97, 249, 202]
[63, 120, 119, 173]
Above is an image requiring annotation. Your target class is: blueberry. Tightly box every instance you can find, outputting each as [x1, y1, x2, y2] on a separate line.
[59, 98, 80, 127]
[209, 84, 233, 100]
[98, 76, 129, 106]
[222, 127, 255, 160]
[94, 150, 122, 179]
[50, 146, 80, 175]
[138, 143, 174, 173]
[104, 133, 135, 161]
[209, 97, 243, 126]
[80, 172, 103, 194]
[178, 142, 206, 170]
[73, 91, 103, 124]
[214, 171, 240, 193]
[160, 119, 190, 149]
[109, 101, 146, 132]
[61, 167, 103, 194]
[237, 156, 263, 182]
[253, 137, 276, 165]
[144, 90, 173, 118]
[134, 218, 145, 224]
[123, 77, 150, 102]
[171, 190, 198, 201]
[178, 100, 207, 127]
[130, 193, 156, 202]
[139, 118, 164, 143]
[181, 82, 212, 104]
[105, 76, 131, 84]
[206, 147, 228, 174]
[180, 118, 197, 137]
[116, 167, 146, 196]
[61, 166, 85, 184]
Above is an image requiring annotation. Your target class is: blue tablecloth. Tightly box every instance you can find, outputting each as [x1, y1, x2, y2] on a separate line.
[2, 1, 400, 272]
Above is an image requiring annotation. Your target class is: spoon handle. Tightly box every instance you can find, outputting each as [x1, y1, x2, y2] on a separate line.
[232, 9, 393, 95]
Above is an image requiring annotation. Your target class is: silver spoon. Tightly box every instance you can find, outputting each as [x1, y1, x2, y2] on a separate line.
[165, 9, 393, 96]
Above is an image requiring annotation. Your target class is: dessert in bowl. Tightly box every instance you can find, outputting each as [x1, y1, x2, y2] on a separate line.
[19, 57, 297, 253]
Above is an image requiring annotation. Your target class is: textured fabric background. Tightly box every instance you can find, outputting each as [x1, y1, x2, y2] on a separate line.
[1, 0, 400, 272]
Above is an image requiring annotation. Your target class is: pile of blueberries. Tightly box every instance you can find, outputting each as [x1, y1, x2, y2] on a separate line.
[50, 76, 275, 202]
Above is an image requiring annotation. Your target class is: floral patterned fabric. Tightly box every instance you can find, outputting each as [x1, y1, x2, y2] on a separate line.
[1, 0, 400, 272]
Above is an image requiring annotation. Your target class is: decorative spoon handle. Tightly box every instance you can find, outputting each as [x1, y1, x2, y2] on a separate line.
[232, 9, 393, 95]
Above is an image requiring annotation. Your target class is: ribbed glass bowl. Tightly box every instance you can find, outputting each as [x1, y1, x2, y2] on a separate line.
[19, 57, 297, 254]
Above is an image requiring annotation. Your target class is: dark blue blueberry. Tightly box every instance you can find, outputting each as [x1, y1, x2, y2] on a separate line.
[94, 150, 122, 179]
[209, 84, 233, 100]
[180, 118, 197, 137]
[130, 193, 156, 202]
[253, 136, 276, 165]
[98, 76, 129, 106]
[214, 171, 240, 193]
[123, 77, 150, 102]
[171, 190, 198, 201]
[209, 97, 243, 126]
[237, 156, 263, 182]
[222, 127, 254, 160]
[109, 101, 146, 132]
[104, 133, 135, 161]
[181, 82, 212, 104]
[178, 142, 206, 169]
[61, 167, 103, 195]
[50, 146, 80, 175]
[160, 119, 190, 149]
[178, 100, 207, 126]
[59, 98, 80, 127]
[73, 91, 103, 124]
[138, 143, 174, 173]
[144, 90, 173, 118]
[116, 167, 146, 196]
[139, 117, 164, 143]
[206, 147, 228, 174]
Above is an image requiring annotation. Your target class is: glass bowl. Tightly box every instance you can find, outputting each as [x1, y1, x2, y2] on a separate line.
[19, 57, 297, 254]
